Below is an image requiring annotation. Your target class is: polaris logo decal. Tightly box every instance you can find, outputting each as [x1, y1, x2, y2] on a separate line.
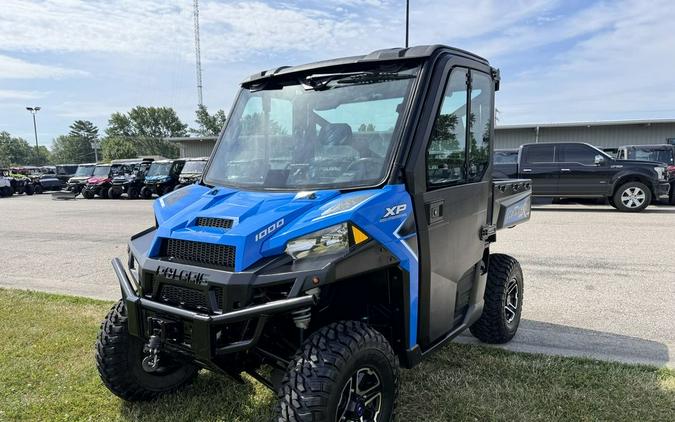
[156, 265, 208, 286]
[255, 218, 284, 241]
[381, 204, 407, 221]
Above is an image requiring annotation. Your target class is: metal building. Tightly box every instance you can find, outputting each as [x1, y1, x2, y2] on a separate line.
[168, 119, 675, 158]
[495, 119, 675, 150]
[167, 136, 217, 158]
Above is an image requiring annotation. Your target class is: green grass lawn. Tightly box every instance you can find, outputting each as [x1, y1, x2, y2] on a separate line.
[1, 288, 673, 421]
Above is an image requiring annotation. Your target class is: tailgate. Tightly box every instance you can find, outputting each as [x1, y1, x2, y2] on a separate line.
[492, 179, 532, 230]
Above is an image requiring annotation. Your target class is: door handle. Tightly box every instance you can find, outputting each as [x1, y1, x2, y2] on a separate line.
[561, 168, 571, 172]
[522, 168, 532, 172]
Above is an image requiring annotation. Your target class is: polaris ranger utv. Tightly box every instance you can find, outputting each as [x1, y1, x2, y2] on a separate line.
[174, 157, 208, 190]
[82, 163, 126, 199]
[96, 45, 531, 421]
[140, 159, 186, 199]
[66, 163, 96, 195]
[108, 159, 154, 199]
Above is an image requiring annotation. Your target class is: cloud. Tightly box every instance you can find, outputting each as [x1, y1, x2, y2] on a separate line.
[0, 89, 46, 100]
[0, 55, 87, 79]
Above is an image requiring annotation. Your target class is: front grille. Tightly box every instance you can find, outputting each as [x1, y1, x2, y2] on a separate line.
[164, 238, 236, 269]
[196, 217, 234, 229]
[159, 285, 209, 311]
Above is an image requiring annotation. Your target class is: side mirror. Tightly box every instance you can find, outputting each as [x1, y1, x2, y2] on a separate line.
[594, 155, 605, 165]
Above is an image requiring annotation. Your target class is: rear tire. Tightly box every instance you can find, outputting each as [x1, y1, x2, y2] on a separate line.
[95, 300, 198, 401]
[470, 254, 523, 344]
[0, 186, 10, 197]
[82, 188, 94, 199]
[23, 184, 34, 195]
[34, 184, 43, 194]
[98, 187, 108, 199]
[613, 181, 651, 212]
[127, 187, 139, 200]
[276, 321, 399, 422]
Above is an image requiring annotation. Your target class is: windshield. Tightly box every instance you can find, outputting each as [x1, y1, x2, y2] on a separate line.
[147, 162, 172, 177]
[75, 166, 95, 177]
[494, 151, 518, 164]
[93, 165, 111, 177]
[205, 65, 419, 190]
[182, 160, 207, 174]
[628, 148, 674, 164]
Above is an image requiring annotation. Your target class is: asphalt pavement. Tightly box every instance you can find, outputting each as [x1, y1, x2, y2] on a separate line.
[0, 194, 673, 367]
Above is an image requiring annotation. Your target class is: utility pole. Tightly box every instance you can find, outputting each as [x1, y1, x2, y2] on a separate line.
[193, 0, 204, 107]
[26, 106, 41, 165]
[405, 0, 410, 48]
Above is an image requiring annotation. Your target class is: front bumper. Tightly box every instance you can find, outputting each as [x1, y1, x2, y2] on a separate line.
[655, 181, 670, 199]
[113, 257, 316, 362]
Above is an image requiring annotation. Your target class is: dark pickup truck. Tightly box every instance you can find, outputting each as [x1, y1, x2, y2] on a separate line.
[616, 144, 675, 205]
[494, 142, 670, 212]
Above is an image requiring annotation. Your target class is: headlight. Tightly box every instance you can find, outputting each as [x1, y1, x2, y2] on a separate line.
[655, 167, 667, 181]
[285, 223, 370, 261]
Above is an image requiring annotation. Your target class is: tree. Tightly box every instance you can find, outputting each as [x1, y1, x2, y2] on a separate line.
[35, 146, 51, 166]
[51, 135, 95, 164]
[101, 137, 137, 161]
[191, 104, 227, 136]
[105, 106, 188, 158]
[0, 131, 34, 166]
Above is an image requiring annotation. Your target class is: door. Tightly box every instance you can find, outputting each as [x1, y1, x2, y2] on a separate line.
[520, 144, 559, 195]
[556, 144, 611, 196]
[405, 62, 494, 349]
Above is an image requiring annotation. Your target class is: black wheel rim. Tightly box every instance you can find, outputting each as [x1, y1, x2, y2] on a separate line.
[504, 276, 519, 324]
[336, 367, 382, 422]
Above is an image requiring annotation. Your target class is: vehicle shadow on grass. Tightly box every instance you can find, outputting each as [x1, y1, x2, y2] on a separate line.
[457, 319, 672, 367]
[119, 370, 276, 421]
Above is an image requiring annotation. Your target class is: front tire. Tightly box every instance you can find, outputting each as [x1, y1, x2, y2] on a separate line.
[276, 321, 399, 422]
[470, 254, 524, 344]
[140, 186, 153, 199]
[108, 186, 122, 199]
[82, 188, 94, 199]
[24, 184, 35, 195]
[613, 181, 651, 212]
[34, 184, 43, 194]
[95, 300, 198, 401]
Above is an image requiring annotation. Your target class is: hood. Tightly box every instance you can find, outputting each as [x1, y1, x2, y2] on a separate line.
[151, 184, 409, 272]
[87, 176, 110, 185]
[146, 175, 171, 182]
[612, 159, 666, 168]
[68, 176, 91, 183]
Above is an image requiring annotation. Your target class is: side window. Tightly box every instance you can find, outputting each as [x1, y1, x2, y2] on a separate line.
[559, 144, 596, 165]
[523, 145, 555, 164]
[426, 68, 468, 187]
[467, 71, 493, 182]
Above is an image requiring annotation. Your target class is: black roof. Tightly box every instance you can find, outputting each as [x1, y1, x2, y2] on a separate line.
[241, 45, 489, 87]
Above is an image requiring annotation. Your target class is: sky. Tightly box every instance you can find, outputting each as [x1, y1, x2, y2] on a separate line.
[1, 0, 675, 148]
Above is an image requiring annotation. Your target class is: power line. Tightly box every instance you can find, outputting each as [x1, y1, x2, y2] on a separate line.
[193, 0, 204, 107]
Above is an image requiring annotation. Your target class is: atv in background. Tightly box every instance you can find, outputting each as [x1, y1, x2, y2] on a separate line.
[55, 164, 79, 185]
[140, 159, 185, 199]
[82, 163, 127, 199]
[0, 169, 13, 197]
[12, 166, 63, 193]
[0, 168, 34, 196]
[174, 157, 208, 190]
[108, 159, 154, 199]
[66, 163, 97, 195]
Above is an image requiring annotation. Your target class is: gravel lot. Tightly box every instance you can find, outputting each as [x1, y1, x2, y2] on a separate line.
[1, 194, 673, 367]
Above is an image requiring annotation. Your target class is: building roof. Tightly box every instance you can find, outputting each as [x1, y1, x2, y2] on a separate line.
[166, 136, 217, 143]
[496, 118, 675, 130]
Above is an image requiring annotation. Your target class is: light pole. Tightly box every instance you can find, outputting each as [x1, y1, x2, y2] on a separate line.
[26, 106, 41, 165]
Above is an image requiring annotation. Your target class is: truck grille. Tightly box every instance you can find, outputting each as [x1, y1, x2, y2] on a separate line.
[164, 238, 236, 269]
[196, 217, 234, 229]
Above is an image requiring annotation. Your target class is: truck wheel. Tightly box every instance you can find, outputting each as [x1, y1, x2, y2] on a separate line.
[95, 300, 198, 401]
[141, 187, 153, 199]
[82, 189, 94, 199]
[24, 184, 35, 195]
[276, 321, 399, 422]
[613, 181, 651, 212]
[108, 187, 122, 199]
[470, 254, 523, 344]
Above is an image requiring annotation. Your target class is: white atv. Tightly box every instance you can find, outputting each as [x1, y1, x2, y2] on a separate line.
[0, 169, 13, 197]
